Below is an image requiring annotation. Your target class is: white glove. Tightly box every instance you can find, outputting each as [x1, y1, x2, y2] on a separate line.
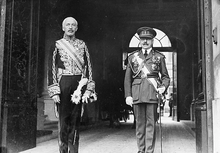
[157, 86, 166, 94]
[52, 95, 60, 103]
[82, 96, 88, 103]
[126, 96, 133, 106]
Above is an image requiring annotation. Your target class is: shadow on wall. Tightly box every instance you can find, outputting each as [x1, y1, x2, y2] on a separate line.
[169, 37, 186, 54]
[0, 146, 8, 153]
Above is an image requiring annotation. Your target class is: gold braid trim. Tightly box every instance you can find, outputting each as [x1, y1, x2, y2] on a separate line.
[52, 48, 58, 84]
[48, 83, 60, 97]
[81, 45, 97, 102]
[85, 45, 93, 81]
[48, 47, 61, 97]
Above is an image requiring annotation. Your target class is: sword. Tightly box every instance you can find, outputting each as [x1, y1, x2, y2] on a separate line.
[157, 92, 163, 153]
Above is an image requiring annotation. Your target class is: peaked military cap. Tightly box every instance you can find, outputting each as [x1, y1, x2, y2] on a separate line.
[137, 27, 156, 39]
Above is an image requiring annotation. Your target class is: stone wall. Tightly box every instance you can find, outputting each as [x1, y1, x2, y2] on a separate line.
[212, 0, 220, 152]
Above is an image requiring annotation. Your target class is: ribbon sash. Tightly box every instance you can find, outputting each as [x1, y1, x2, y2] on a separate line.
[56, 39, 83, 72]
[129, 53, 159, 90]
[141, 62, 158, 90]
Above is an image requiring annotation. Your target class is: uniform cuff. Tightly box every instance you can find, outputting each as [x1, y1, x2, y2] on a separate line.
[48, 83, 61, 97]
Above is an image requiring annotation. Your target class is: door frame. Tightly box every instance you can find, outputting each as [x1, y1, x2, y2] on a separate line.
[203, 0, 213, 152]
[0, 0, 6, 146]
[198, 0, 213, 152]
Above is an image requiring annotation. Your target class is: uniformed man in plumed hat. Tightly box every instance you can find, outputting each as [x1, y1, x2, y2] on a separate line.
[48, 17, 96, 153]
[124, 27, 170, 153]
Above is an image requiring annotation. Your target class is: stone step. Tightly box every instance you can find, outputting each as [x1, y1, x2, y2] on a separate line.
[37, 121, 58, 144]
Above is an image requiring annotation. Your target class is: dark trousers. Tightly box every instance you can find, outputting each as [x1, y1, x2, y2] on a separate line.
[133, 103, 158, 153]
[57, 75, 82, 153]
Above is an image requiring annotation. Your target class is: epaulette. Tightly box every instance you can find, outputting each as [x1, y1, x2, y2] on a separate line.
[55, 40, 62, 49]
[76, 39, 86, 47]
[128, 50, 139, 57]
[76, 38, 84, 44]
[154, 50, 165, 57]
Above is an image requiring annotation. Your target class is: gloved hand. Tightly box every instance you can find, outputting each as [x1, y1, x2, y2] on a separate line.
[126, 96, 133, 106]
[82, 90, 91, 103]
[52, 95, 60, 103]
[157, 86, 166, 94]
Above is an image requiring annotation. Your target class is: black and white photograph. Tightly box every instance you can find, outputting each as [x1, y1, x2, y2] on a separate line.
[0, 0, 220, 153]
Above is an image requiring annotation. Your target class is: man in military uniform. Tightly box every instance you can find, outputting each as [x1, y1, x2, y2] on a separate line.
[124, 27, 170, 153]
[48, 17, 96, 153]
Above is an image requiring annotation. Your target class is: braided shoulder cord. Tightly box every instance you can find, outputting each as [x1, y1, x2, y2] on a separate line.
[85, 45, 93, 81]
[52, 47, 58, 84]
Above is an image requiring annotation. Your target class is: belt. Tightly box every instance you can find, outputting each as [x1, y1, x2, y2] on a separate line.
[58, 68, 82, 76]
[62, 73, 81, 76]
[62, 74, 82, 76]
[135, 73, 159, 79]
[146, 73, 159, 78]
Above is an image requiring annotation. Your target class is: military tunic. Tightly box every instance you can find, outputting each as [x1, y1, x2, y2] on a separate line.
[124, 49, 170, 104]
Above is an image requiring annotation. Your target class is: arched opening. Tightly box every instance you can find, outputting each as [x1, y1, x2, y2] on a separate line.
[129, 28, 172, 48]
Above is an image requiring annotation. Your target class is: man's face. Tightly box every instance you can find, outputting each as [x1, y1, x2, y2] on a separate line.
[139, 37, 154, 49]
[63, 18, 78, 36]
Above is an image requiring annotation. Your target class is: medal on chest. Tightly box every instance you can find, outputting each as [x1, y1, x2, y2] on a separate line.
[151, 55, 161, 71]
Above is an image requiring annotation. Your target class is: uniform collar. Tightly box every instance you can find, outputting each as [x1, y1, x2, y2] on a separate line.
[63, 34, 76, 43]
[142, 47, 152, 55]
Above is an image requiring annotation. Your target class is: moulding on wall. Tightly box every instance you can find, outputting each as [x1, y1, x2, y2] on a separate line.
[213, 27, 217, 45]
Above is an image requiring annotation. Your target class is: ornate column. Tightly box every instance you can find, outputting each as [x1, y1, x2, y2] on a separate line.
[1, 0, 40, 152]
